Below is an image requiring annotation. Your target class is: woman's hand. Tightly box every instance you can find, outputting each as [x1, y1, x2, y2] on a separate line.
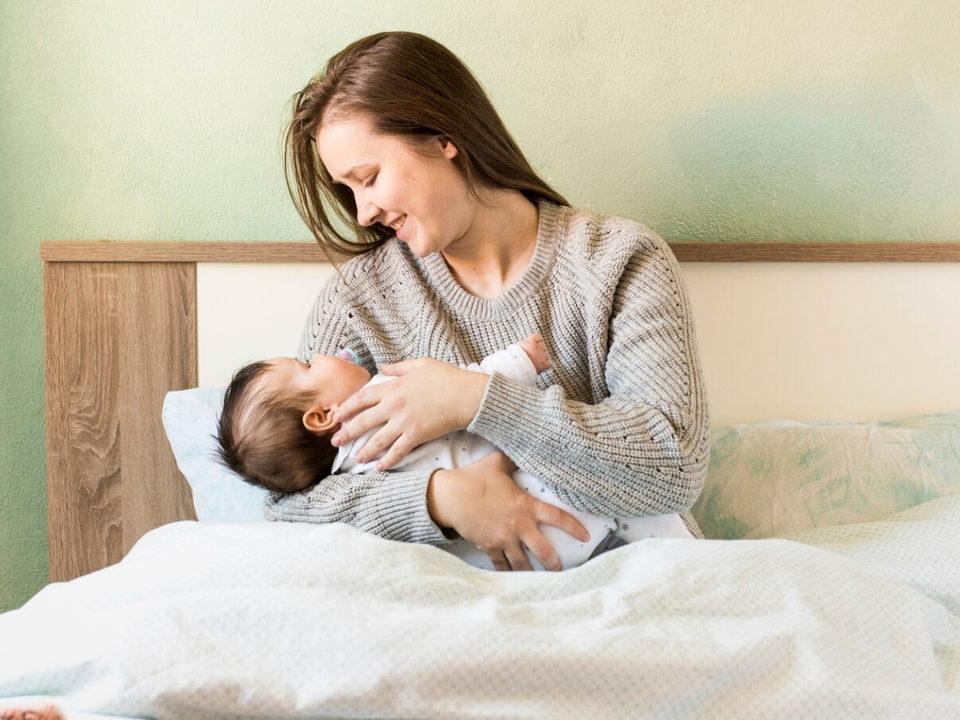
[332, 358, 489, 471]
[428, 452, 591, 572]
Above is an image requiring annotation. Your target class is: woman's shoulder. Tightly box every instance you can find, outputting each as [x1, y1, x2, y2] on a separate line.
[320, 239, 423, 301]
[551, 203, 671, 266]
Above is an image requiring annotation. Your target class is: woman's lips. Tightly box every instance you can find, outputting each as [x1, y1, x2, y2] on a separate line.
[393, 215, 407, 240]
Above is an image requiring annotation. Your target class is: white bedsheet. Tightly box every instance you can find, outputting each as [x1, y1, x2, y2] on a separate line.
[1, 496, 959, 720]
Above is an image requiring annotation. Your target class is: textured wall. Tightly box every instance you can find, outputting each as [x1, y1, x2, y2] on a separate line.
[1, 0, 958, 611]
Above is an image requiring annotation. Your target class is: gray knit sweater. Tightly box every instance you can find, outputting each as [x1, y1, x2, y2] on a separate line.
[264, 201, 710, 542]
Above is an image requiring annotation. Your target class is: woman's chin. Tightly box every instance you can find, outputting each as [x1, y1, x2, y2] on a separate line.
[402, 236, 437, 259]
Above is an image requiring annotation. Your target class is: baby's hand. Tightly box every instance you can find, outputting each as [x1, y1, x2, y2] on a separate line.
[517, 333, 551, 374]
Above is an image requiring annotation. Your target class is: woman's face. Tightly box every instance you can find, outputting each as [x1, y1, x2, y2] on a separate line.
[316, 115, 475, 258]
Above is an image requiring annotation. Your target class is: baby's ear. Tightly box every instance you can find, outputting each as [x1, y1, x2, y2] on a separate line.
[303, 406, 338, 435]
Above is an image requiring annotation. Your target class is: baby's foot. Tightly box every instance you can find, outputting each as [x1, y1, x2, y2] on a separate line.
[517, 333, 551, 374]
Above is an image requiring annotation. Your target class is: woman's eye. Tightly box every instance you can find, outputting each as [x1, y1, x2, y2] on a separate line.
[364, 173, 378, 188]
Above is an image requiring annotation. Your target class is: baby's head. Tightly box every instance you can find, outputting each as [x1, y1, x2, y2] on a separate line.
[216, 351, 371, 493]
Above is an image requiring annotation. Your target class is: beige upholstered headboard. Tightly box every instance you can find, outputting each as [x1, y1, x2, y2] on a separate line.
[41, 241, 960, 582]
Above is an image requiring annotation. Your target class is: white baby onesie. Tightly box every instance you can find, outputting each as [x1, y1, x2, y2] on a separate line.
[333, 345, 691, 571]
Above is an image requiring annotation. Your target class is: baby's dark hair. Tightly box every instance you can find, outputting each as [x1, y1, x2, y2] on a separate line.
[215, 360, 340, 494]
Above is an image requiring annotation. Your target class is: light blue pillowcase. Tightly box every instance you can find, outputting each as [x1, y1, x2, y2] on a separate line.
[162, 388, 267, 523]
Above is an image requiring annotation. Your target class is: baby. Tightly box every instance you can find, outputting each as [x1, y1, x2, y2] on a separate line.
[216, 335, 692, 571]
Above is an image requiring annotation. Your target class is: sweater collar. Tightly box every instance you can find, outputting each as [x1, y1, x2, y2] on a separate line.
[421, 200, 563, 321]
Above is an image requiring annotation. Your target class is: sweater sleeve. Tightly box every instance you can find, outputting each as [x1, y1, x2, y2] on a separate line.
[467, 235, 710, 518]
[263, 276, 449, 545]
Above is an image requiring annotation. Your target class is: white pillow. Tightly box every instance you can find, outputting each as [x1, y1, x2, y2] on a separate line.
[162, 388, 267, 523]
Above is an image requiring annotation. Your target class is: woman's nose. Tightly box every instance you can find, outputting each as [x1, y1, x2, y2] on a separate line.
[356, 197, 380, 227]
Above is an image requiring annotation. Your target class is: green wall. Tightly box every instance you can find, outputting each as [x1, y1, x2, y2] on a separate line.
[2, 1, 959, 612]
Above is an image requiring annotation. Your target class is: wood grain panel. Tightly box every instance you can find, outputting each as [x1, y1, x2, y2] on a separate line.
[41, 241, 339, 263]
[116, 264, 198, 549]
[44, 262, 198, 582]
[40, 241, 960, 263]
[668, 242, 960, 262]
[44, 263, 122, 581]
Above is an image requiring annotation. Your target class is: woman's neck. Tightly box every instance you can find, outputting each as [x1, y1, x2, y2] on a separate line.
[441, 190, 539, 300]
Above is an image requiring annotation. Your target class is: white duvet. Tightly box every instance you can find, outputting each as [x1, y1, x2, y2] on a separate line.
[1, 496, 959, 720]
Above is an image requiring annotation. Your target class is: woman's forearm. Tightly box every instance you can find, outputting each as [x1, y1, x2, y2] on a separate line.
[263, 468, 449, 545]
[468, 374, 709, 519]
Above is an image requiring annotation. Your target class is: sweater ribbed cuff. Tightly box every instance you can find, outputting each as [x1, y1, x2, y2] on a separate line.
[467, 371, 541, 451]
[373, 470, 450, 546]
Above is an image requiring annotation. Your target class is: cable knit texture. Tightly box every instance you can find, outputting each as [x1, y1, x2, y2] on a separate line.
[263, 201, 710, 542]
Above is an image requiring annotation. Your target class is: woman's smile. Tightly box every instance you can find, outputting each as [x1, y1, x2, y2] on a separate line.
[387, 214, 407, 239]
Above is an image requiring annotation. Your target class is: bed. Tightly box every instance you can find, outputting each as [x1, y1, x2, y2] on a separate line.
[2, 240, 959, 719]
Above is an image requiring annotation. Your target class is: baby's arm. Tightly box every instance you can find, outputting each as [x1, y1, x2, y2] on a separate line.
[515, 334, 550, 374]
[469, 334, 551, 387]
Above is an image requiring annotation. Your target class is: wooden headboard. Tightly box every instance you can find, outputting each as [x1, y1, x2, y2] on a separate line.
[41, 241, 960, 582]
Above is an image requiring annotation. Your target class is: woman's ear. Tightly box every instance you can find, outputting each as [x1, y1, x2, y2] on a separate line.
[439, 136, 458, 160]
[302, 405, 339, 435]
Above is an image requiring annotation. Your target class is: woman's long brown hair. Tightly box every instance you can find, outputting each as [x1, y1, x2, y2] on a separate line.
[284, 31, 569, 262]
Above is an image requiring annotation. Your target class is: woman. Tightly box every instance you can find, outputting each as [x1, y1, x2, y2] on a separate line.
[265, 31, 710, 571]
